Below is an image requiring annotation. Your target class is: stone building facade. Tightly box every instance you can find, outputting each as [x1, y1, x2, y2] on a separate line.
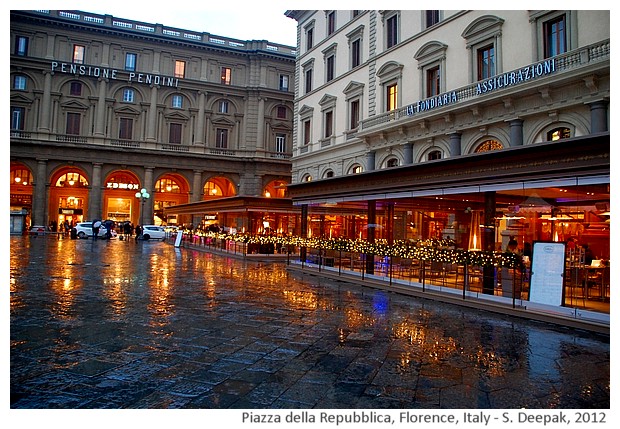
[10, 10, 295, 231]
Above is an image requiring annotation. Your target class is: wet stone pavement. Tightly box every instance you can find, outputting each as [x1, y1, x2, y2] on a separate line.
[10, 236, 610, 409]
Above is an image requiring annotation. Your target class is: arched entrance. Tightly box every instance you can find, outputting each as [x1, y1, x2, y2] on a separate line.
[263, 179, 288, 198]
[10, 162, 34, 233]
[203, 176, 236, 199]
[49, 167, 89, 230]
[103, 170, 141, 224]
[154, 173, 190, 225]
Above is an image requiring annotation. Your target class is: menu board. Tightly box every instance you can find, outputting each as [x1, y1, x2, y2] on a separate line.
[529, 241, 566, 306]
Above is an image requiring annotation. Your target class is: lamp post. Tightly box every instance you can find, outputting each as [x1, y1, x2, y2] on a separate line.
[135, 188, 150, 238]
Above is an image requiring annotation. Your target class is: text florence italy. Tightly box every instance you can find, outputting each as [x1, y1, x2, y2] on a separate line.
[404, 58, 556, 116]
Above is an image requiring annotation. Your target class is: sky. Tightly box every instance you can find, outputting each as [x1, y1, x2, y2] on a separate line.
[17, 1, 301, 46]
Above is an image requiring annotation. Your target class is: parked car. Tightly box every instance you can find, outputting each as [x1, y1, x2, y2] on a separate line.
[28, 225, 49, 235]
[74, 221, 118, 239]
[140, 225, 167, 241]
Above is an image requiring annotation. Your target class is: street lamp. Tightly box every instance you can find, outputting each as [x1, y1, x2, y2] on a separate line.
[135, 188, 150, 238]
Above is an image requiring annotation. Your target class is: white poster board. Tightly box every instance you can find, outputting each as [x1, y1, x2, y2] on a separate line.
[174, 231, 183, 248]
[529, 241, 566, 306]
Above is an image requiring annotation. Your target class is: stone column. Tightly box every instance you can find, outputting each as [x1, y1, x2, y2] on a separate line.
[146, 85, 158, 142]
[256, 96, 265, 150]
[94, 78, 107, 136]
[403, 142, 413, 164]
[89, 163, 103, 220]
[32, 159, 48, 226]
[195, 91, 206, 145]
[508, 119, 524, 147]
[38, 71, 52, 132]
[192, 170, 203, 202]
[589, 100, 609, 133]
[366, 150, 376, 171]
[449, 132, 462, 156]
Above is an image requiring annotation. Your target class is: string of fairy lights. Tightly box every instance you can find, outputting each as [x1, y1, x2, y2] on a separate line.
[182, 231, 523, 268]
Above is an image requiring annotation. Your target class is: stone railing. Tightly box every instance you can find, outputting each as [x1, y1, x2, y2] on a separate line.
[360, 40, 610, 131]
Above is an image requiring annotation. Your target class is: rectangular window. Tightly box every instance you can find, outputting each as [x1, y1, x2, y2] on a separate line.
[386, 15, 398, 48]
[174, 60, 186, 78]
[544, 15, 566, 58]
[326, 55, 335, 82]
[477, 45, 495, 80]
[426, 66, 440, 97]
[386, 84, 397, 111]
[305, 68, 313, 94]
[15, 36, 28, 56]
[324, 111, 333, 138]
[172, 95, 183, 108]
[73, 45, 85, 64]
[221, 67, 232, 85]
[279, 74, 289, 91]
[219, 100, 229, 114]
[351, 39, 361, 68]
[276, 106, 287, 119]
[169, 123, 182, 144]
[11, 107, 25, 130]
[70, 82, 82, 96]
[350, 99, 360, 130]
[426, 10, 440, 28]
[125, 53, 137, 71]
[216, 129, 228, 148]
[306, 27, 314, 50]
[275, 134, 286, 153]
[303, 120, 311, 145]
[66, 112, 81, 135]
[327, 11, 336, 35]
[123, 89, 134, 103]
[14, 75, 26, 90]
[119, 118, 133, 140]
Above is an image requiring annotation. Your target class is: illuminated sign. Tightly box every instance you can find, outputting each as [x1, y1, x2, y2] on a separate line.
[106, 182, 139, 190]
[475, 58, 556, 95]
[51, 61, 180, 88]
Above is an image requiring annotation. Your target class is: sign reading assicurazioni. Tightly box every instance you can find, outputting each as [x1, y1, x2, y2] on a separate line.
[404, 58, 556, 117]
[50, 61, 180, 88]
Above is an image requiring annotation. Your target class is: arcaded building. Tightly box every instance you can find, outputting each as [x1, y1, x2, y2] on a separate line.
[10, 10, 295, 232]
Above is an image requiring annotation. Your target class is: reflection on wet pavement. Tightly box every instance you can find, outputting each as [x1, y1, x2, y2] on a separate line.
[10, 236, 609, 409]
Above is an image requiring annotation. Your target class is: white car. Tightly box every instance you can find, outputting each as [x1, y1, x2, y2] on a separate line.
[74, 221, 118, 239]
[140, 225, 167, 241]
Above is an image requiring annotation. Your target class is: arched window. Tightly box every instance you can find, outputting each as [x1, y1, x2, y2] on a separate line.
[11, 167, 33, 186]
[55, 171, 88, 187]
[301, 174, 313, 182]
[323, 169, 334, 178]
[349, 164, 363, 174]
[547, 127, 571, 141]
[385, 158, 399, 168]
[155, 177, 181, 193]
[475, 139, 503, 153]
[428, 150, 442, 160]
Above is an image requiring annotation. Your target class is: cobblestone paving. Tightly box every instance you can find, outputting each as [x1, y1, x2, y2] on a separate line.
[10, 236, 610, 409]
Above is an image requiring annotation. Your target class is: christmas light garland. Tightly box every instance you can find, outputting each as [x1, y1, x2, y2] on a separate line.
[183, 231, 522, 268]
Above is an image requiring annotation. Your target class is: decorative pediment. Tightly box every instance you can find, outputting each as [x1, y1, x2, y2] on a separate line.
[60, 99, 89, 110]
[211, 116, 236, 126]
[270, 121, 293, 131]
[298, 104, 314, 119]
[461, 15, 504, 45]
[343, 81, 365, 97]
[318, 94, 337, 108]
[164, 110, 190, 121]
[114, 105, 141, 116]
[376, 61, 404, 78]
[10, 93, 34, 104]
[414, 41, 448, 62]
